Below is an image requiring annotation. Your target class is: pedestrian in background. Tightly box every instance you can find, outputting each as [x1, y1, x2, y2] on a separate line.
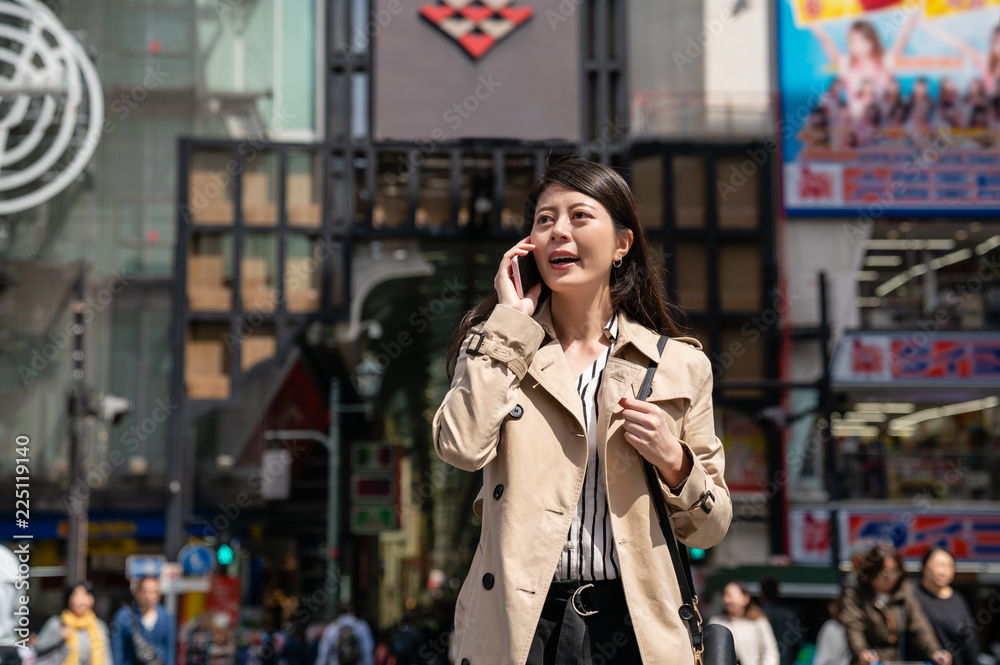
[914, 547, 979, 665]
[111, 576, 175, 665]
[709, 581, 779, 665]
[842, 542, 951, 665]
[814, 596, 851, 665]
[759, 576, 803, 665]
[36, 582, 113, 665]
[314, 604, 372, 665]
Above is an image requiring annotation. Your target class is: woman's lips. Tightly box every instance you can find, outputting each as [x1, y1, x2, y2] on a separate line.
[548, 259, 577, 271]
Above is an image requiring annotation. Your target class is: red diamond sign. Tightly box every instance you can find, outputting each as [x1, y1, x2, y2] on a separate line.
[420, 0, 534, 60]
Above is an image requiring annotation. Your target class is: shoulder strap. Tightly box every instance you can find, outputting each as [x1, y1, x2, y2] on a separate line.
[639, 335, 705, 663]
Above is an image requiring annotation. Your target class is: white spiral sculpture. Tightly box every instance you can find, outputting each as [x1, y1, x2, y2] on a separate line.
[0, 0, 103, 215]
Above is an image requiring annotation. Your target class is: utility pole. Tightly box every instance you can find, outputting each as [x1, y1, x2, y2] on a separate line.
[66, 267, 88, 583]
[265, 377, 369, 620]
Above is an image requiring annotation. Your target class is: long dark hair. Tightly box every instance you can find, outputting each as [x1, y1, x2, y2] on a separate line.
[445, 158, 683, 377]
[856, 542, 906, 592]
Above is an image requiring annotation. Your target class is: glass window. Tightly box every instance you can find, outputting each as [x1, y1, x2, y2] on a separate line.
[288, 150, 323, 228]
[673, 241, 707, 311]
[715, 154, 759, 229]
[631, 155, 663, 228]
[185, 322, 231, 400]
[718, 242, 762, 312]
[417, 156, 452, 229]
[188, 234, 233, 312]
[502, 155, 535, 231]
[189, 149, 235, 225]
[672, 155, 704, 228]
[374, 152, 411, 228]
[243, 151, 279, 227]
[242, 235, 277, 312]
[285, 235, 321, 313]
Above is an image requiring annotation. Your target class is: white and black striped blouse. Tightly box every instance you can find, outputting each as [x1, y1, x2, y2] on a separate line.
[554, 313, 621, 581]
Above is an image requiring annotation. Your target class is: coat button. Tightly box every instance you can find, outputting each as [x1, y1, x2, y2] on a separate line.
[461, 660, 470, 665]
[482, 573, 494, 590]
[493, 484, 504, 500]
[509, 404, 523, 418]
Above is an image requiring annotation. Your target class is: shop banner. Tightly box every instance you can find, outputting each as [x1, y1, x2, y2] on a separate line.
[789, 507, 1000, 564]
[831, 332, 1000, 385]
[778, 0, 1000, 215]
[842, 509, 1000, 562]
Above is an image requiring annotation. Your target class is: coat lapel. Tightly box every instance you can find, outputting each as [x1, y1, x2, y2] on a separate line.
[525, 340, 587, 434]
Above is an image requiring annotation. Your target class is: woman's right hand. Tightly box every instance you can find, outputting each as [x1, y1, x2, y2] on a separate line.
[495, 238, 541, 316]
[60, 625, 72, 641]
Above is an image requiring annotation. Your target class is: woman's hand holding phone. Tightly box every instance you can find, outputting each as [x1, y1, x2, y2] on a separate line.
[496, 238, 542, 316]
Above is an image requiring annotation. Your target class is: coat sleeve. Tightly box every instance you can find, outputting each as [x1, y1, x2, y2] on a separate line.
[433, 305, 545, 472]
[841, 588, 871, 662]
[904, 586, 943, 658]
[36, 616, 64, 656]
[659, 351, 732, 549]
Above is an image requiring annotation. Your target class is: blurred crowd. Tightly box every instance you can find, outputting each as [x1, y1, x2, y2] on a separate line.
[4, 542, 999, 665]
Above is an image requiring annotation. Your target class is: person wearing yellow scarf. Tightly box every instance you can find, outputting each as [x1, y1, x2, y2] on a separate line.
[36, 582, 112, 665]
[60, 608, 107, 665]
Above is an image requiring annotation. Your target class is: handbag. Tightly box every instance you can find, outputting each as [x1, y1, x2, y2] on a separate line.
[638, 335, 737, 665]
[130, 610, 164, 665]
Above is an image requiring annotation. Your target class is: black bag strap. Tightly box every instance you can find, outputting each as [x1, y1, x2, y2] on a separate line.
[638, 335, 705, 665]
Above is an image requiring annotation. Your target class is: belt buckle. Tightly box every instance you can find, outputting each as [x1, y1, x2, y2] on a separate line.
[571, 583, 598, 617]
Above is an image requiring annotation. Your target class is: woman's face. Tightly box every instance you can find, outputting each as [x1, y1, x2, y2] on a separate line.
[722, 584, 750, 617]
[848, 29, 875, 60]
[923, 550, 955, 589]
[67, 586, 94, 616]
[872, 557, 901, 594]
[529, 183, 630, 296]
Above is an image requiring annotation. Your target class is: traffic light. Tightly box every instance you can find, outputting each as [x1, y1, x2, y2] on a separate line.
[216, 543, 234, 566]
[689, 547, 711, 566]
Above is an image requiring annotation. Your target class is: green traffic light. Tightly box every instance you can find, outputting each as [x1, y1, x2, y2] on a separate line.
[217, 543, 234, 566]
[690, 548, 707, 561]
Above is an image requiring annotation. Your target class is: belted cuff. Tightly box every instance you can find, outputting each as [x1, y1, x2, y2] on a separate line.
[464, 304, 545, 381]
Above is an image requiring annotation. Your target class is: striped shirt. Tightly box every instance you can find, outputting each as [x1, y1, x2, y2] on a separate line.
[554, 313, 621, 581]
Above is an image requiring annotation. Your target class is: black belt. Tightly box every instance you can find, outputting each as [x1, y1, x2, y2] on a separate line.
[543, 579, 628, 665]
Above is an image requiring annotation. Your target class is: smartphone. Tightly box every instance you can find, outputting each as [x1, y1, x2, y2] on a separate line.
[511, 254, 541, 299]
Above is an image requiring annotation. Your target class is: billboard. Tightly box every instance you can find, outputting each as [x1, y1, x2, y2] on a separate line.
[831, 331, 1000, 386]
[778, 0, 1000, 215]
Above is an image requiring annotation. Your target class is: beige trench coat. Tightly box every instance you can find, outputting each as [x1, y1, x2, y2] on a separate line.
[433, 300, 732, 665]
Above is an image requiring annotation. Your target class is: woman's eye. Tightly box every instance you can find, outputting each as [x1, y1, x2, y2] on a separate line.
[535, 215, 552, 225]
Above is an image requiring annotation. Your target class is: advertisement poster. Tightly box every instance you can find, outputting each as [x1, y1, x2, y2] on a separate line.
[831, 331, 1000, 385]
[841, 509, 1000, 562]
[718, 408, 769, 495]
[778, 0, 1000, 215]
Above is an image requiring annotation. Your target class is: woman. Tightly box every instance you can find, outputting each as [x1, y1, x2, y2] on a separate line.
[36, 582, 113, 665]
[914, 548, 979, 665]
[813, 597, 851, 665]
[842, 543, 951, 665]
[707, 582, 778, 665]
[434, 159, 731, 664]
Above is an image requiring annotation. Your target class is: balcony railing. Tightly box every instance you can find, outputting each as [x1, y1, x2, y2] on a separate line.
[630, 91, 773, 140]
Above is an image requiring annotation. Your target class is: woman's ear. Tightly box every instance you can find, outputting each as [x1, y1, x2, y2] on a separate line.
[617, 229, 634, 259]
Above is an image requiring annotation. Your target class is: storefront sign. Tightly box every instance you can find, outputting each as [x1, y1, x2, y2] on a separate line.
[832, 332, 1000, 386]
[778, 0, 1000, 216]
[789, 506, 1000, 564]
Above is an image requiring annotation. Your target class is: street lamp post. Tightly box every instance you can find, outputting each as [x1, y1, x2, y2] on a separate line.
[264, 377, 374, 620]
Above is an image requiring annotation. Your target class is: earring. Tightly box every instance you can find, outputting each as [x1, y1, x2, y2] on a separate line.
[613, 257, 623, 268]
